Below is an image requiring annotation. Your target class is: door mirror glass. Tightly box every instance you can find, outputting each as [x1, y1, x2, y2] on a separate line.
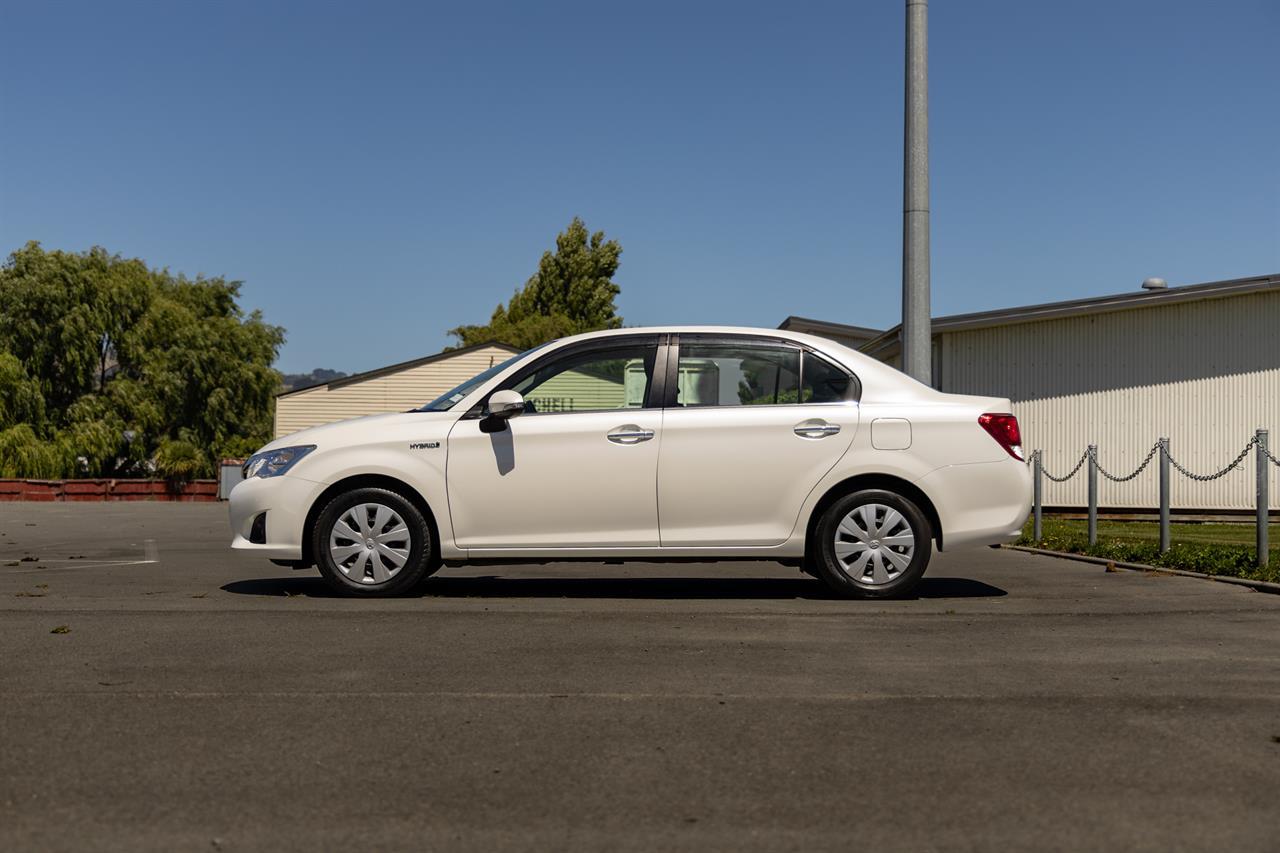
[488, 389, 526, 418]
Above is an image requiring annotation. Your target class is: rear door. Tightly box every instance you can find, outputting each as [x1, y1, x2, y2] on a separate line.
[656, 335, 860, 547]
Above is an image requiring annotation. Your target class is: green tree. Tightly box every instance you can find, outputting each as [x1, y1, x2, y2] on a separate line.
[0, 353, 46, 430]
[449, 217, 623, 349]
[0, 241, 284, 479]
[0, 244, 152, 414]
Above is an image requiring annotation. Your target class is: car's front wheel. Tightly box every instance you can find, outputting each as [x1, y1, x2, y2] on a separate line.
[812, 489, 932, 599]
[312, 487, 437, 596]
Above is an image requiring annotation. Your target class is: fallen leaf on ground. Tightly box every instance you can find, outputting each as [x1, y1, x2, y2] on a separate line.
[50, 625, 70, 634]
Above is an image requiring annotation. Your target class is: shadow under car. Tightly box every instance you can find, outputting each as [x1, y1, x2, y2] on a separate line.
[220, 574, 1007, 600]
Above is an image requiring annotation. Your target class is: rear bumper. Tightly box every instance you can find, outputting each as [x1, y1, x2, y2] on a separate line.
[917, 458, 1032, 550]
[228, 475, 326, 560]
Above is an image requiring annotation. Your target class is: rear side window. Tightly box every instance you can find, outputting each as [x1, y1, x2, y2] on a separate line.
[675, 342, 801, 407]
[801, 353, 854, 403]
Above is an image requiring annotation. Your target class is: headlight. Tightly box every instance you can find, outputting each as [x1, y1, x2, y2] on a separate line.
[242, 445, 316, 479]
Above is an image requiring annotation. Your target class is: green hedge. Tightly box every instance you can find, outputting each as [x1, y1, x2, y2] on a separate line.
[1017, 519, 1279, 584]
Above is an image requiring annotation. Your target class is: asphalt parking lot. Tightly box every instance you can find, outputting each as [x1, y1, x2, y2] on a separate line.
[2, 502, 1279, 851]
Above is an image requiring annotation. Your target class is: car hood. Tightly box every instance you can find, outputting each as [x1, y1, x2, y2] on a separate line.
[260, 411, 459, 453]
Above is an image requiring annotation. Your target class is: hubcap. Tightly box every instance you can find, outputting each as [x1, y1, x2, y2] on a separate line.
[833, 503, 915, 585]
[329, 503, 411, 584]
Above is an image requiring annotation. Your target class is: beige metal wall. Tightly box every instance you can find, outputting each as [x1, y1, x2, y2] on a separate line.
[274, 345, 514, 438]
[936, 291, 1279, 510]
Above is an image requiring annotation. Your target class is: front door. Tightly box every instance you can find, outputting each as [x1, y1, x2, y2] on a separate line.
[446, 336, 663, 549]
[657, 336, 860, 547]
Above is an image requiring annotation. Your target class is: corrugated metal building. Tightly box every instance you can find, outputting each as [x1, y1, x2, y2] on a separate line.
[274, 342, 517, 438]
[776, 316, 884, 350]
[849, 274, 1279, 511]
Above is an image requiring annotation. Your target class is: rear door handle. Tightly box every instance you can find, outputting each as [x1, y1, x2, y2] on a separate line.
[607, 425, 655, 444]
[794, 420, 840, 439]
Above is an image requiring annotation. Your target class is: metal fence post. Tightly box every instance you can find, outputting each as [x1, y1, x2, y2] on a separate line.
[1159, 437, 1170, 554]
[1033, 450, 1043, 541]
[1259, 429, 1270, 570]
[1087, 444, 1098, 547]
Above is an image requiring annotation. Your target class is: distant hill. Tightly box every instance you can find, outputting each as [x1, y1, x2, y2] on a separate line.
[280, 368, 348, 392]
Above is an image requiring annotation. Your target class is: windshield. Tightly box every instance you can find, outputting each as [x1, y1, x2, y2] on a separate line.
[414, 346, 543, 412]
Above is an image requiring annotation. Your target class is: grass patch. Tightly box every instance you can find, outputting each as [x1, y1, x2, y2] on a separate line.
[1017, 517, 1280, 584]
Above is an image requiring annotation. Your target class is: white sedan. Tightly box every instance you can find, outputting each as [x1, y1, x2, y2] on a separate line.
[230, 327, 1031, 598]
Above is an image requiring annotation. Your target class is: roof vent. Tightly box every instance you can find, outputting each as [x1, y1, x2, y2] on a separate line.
[1141, 277, 1168, 291]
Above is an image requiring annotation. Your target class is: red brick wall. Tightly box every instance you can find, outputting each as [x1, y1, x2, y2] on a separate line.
[0, 479, 219, 502]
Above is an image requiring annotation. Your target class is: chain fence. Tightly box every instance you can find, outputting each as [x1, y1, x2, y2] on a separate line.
[1090, 442, 1160, 483]
[1029, 428, 1274, 569]
[1164, 436, 1260, 482]
[1263, 441, 1280, 468]
[1042, 451, 1089, 483]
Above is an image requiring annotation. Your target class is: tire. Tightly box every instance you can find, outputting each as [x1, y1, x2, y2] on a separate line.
[811, 489, 933, 599]
[312, 487, 438, 596]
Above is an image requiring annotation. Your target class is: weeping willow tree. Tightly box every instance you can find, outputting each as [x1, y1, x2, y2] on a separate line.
[0, 242, 284, 478]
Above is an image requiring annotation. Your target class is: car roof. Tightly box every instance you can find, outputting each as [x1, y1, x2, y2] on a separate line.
[550, 325, 839, 348]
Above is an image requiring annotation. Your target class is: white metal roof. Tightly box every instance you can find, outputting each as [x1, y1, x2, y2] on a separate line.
[859, 272, 1279, 358]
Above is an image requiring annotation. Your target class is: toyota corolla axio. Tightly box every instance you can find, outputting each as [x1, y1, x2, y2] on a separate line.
[230, 327, 1031, 597]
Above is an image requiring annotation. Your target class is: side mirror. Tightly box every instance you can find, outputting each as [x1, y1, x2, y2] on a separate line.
[480, 390, 525, 433]
[488, 389, 526, 419]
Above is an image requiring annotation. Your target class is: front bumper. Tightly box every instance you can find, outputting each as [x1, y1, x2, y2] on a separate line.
[228, 474, 327, 560]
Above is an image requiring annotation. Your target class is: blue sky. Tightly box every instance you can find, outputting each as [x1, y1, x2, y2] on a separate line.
[1, 1, 1276, 374]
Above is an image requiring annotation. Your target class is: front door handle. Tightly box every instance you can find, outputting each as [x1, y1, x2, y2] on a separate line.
[794, 420, 840, 439]
[607, 425, 655, 444]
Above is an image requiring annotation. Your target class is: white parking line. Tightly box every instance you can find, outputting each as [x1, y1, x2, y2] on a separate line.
[3, 539, 159, 573]
[5, 559, 158, 574]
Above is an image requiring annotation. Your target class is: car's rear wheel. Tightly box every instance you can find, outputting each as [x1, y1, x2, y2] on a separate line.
[812, 489, 932, 599]
[312, 487, 437, 596]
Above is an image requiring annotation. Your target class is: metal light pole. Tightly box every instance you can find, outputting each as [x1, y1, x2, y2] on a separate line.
[1259, 429, 1270, 569]
[902, 0, 931, 384]
[1158, 437, 1170, 554]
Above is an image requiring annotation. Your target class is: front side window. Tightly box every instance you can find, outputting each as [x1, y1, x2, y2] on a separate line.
[505, 341, 658, 413]
[675, 342, 801, 407]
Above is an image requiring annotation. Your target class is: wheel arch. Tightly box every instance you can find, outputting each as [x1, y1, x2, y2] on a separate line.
[301, 474, 441, 568]
[805, 473, 944, 557]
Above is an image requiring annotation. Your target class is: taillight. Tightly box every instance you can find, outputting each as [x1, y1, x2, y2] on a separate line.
[978, 413, 1023, 461]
